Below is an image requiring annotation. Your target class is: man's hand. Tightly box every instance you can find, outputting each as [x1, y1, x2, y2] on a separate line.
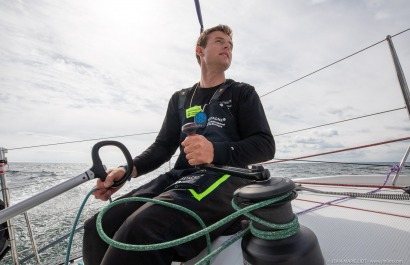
[93, 167, 126, 201]
[181, 135, 214, 165]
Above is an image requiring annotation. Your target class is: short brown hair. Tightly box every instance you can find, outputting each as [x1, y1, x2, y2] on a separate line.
[196, 24, 233, 65]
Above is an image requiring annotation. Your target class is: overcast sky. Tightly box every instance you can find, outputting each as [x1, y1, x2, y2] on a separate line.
[1, 0, 410, 165]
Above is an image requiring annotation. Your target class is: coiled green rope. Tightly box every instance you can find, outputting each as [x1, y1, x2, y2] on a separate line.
[95, 191, 299, 264]
[97, 197, 212, 251]
[65, 189, 299, 265]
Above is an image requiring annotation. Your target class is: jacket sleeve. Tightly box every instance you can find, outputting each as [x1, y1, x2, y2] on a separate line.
[132, 93, 181, 176]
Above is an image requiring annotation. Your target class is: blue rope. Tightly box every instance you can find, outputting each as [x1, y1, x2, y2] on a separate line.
[194, 0, 204, 33]
[65, 188, 112, 265]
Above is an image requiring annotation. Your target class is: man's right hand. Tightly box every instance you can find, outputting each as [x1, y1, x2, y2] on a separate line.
[93, 167, 127, 201]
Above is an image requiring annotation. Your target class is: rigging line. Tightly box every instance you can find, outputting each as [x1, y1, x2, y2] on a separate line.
[274, 107, 406, 137]
[391, 27, 410, 38]
[261, 136, 410, 165]
[269, 158, 396, 167]
[259, 28, 410, 98]
[295, 198, 410, 219]
[294, 181, 405, 190]
[297, 185, 410, 200]
[7, 107, 404, 152]
[7, 132, 158, 151]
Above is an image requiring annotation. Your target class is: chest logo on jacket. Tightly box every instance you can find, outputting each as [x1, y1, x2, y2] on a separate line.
[207, 116, 226, 129]
[219, 100, 232, 109]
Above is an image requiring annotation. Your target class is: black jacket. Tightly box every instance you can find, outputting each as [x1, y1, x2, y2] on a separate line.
[133, 79, 275, 176]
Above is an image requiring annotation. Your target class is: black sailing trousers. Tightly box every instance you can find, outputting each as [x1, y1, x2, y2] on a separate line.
[82, 169, 249, 265]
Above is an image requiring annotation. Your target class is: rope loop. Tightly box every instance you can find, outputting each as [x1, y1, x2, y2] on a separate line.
[231, 192, 300, 241]
[249, 219, 299, 240]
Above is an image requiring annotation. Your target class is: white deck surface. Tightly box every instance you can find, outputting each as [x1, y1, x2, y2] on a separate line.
[183, 175, 410, 265]
[293, 175, 410, 264]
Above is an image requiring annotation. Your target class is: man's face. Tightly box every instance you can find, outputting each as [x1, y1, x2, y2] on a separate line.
[197, 31, 233, 71]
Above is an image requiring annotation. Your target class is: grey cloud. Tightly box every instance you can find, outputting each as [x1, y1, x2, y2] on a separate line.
[314, 129, 338, 137]
[48, 52, 93, 71]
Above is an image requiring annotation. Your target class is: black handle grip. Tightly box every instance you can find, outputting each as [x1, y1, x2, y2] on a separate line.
[182, 122, 205, 135]
[199, 164, 270, 181]
[90, 141, 133, 188]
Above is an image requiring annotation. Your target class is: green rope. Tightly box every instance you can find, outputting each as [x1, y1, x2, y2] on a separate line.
[65, 188, 299, 265]
[96, 191, 299, 264]
[96, 197, 212, 251]
[194, 227, 250, 265]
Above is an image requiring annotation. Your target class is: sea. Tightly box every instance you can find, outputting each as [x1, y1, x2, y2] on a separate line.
[0, 161, 404, 265]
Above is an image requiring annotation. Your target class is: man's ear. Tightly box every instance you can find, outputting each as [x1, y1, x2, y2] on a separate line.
[196, 46, 203, 57]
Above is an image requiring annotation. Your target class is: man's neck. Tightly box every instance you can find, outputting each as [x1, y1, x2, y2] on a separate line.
[199, 69, 226, 88]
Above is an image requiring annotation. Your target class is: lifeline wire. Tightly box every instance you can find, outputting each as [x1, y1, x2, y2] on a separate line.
[259, 27, 410, 98]
[273, 107, 405, 137]
[8, 132, 158, 151]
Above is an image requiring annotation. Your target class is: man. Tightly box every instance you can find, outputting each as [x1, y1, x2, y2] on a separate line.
[83, 24, 275, 265]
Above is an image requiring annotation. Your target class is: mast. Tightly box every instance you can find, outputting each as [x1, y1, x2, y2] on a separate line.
[386, 35, 410, 185]
[386, 35, 410, 118]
